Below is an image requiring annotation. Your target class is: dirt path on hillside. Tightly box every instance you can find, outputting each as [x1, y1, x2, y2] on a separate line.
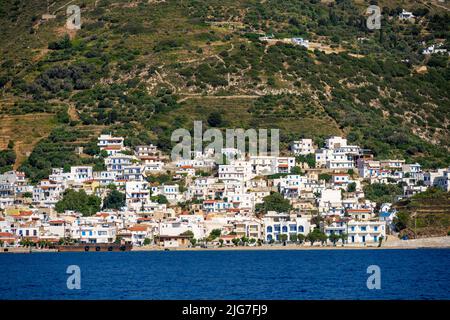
[177, 94, 261, 103]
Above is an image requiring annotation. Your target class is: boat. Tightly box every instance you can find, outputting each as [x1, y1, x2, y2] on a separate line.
[56, 243, 132, 252]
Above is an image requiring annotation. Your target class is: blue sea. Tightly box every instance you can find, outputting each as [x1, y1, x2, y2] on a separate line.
[0, 249, 449, 300]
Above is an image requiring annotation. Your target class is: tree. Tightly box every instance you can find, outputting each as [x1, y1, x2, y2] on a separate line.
[347, 182, 356, 193]
[207, 229, 221, 241]
[319, 232, 328, 245]
[207, 111, 223, 127]
[180, 230, 194, 237]
[102, 189, 126, 210]
[393, 211, 410, 231]
[290, 166, 302, 175]
[232, 238, 240, 246]
[319, 173, 332, 182]
[295, 154, 315, 168]
[143, 238, 151, 246]
[378, 235, 384, 247]
[190, 238, 197, 247]
[279, 234, 288, 243]
[306, 232, 318, 246]
[297, 234, 306, 244]
[340, 233, 348, 246]
[363, 183, 402, 204]
[329, 233, 340, 246]
[306, 229, 327, 246]
[55, 189, 101, 216]
[289, 233, 298, 242]
[151, 194, 169, 204]
[256, 192, 292, 214]
[219, 239, 224, 247]
[241, 236, 249, 246]
[48, 34, 72, 50]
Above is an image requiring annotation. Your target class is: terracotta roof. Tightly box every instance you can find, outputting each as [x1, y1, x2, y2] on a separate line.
[220, 235, 239, 239]
[137, 217, 152, 222]
[49, 220, 65, 224]
[0, 232, 15, 238]
[128, 225, 148, 232]
[102, 146, 122, 150]
[96, 213, 110, 218]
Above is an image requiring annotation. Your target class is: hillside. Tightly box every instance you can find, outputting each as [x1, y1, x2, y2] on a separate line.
[393, 188, 450, 238]
[0, 0, 449, 179]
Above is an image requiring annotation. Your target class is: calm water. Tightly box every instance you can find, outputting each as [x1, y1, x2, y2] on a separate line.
[0, 249, 449, 300]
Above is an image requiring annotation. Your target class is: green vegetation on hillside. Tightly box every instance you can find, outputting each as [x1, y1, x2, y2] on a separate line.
[0, 0, 448, 172]
[393, 188, 450, 238]
[55, 189, 101, 216]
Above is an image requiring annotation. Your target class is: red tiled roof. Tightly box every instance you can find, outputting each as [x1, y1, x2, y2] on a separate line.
[49, 220, 65, 224]
[128, 225, 148, 232]
[102, 146, 122, 150]
[0, 232, 15, 238]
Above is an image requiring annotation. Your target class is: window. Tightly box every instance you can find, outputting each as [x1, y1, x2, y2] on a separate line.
[361, 226, 367, 231]
[274, 225, 280, 232]
[282, 226, 288, 233]
[266, 226, 273, 233]
[374, 226, 378, 231]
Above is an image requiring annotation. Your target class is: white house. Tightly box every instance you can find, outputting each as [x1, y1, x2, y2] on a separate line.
[291, 139, 314, 156]
[125, 181, 150, 211]
[347, 220, 386, 244]
[105, 153, 135, 173]
[399, 9, 414, 20]
[422, 44, 448, 55]
[97, 134, 125, 155]
[70, 166, 93, 183]
[219, 160, 254, 183]
[263, 212, 311, 242]
[292, 37, 309, 48]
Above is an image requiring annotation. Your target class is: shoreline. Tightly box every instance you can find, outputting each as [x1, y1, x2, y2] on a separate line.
[3, 236, 449, 253]
[131, 245, 449, 252]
